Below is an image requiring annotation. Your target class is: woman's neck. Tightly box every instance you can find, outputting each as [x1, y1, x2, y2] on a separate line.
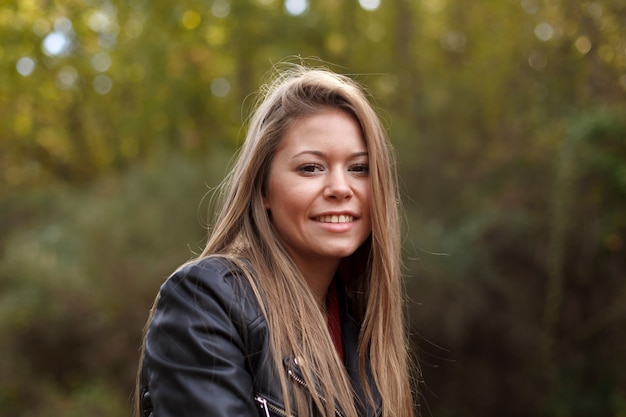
[292, 256, 340, 310]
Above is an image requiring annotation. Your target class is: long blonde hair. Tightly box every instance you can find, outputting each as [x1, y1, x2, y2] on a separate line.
[140, 64, 416, 417]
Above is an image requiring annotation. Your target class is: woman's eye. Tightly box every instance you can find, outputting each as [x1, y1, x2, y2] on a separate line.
[350, 164, 369, 174]
[298, 163, 323, 174]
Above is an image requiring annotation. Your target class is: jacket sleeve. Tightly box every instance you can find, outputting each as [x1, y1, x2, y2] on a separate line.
[141, 260, 261, 417]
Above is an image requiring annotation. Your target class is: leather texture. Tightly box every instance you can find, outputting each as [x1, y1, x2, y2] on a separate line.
[139, 256, 381, 417]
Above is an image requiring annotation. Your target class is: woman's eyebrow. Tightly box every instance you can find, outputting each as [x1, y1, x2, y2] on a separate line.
[351, 151, 369, 158]
[292, 150, 369, 158]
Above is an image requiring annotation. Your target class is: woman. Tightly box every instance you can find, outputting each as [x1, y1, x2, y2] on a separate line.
[137, 64, 416, 417]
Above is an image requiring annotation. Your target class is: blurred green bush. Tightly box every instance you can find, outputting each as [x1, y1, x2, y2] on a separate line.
[405, 109, 626, 416]
[0, 150, 231, 416]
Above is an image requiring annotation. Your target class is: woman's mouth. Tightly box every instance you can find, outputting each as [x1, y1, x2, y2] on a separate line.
[315, 214, 355, 223]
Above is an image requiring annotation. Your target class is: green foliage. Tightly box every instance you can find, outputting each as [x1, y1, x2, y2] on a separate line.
[406, 109, 626, 416]
[0, 150, 230, 416]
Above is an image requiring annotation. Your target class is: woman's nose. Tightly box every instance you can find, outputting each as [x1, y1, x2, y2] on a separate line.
[324, 170, 353, 200]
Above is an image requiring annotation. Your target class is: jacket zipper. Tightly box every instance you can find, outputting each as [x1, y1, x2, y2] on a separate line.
[255, 395, 289, 417]
[286, 366, 346, 417]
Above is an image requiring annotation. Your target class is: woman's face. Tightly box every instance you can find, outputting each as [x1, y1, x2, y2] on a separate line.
[263, 108, 372, 276]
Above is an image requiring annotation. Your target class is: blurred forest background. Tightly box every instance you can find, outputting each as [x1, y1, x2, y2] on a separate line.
[1, 0, 625, 416]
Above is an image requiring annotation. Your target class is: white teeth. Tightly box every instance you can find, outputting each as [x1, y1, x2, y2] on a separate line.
[317, 215, 354, 223]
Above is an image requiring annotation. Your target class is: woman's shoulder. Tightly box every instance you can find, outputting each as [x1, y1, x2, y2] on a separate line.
[158, 255, 263, 325]
[165, 255, 251, 288]
[175, 254, 247, 276]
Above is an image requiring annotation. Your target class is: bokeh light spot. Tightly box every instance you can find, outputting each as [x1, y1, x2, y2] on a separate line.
[211, 0, 231, 18]
[528, 51, 547, 71]
[440, 31, 466, 52]
[211, 77, 231, 97]
[575, 36, 592, 55]
[587, 2, 602, 19]
[376, 74, 399, 96]
[205, 26, 228, 46]
[88, 10, 110, 33]
[182, 10, 202, 29]
[366, 23, 385, 42]
[422, 0, 444, 13]
[597, 44, 614, 63]
[104, 21, 121, 38]
[93, 74, 113, 94]
[87, 7, 120, 40]
[520, 0, 538, 14]
[99, 33, 118, 49]
[54, 17, 73, 33]
[124, 18, 144, 38]
[359, 0, 381, 11]
[534, 23, 554, 42]
[92, 52, 112, 72]
[57, 66, 79, 89]
[42, 32, 71, 56]
[32, 18, 50, 37]
[285, 0, 308, 16]
[16, 57, 36, 76]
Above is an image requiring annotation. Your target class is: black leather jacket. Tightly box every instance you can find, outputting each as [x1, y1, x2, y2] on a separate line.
[139, 257, 381, 417]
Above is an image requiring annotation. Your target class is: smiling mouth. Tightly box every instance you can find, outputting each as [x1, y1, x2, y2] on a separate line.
[316, 214, 355, 223]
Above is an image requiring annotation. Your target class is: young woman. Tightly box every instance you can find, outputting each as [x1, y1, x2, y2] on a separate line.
[137, 65, 416, 417]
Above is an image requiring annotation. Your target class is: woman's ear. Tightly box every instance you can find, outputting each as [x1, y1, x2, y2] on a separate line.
[261, 179, 271, 209]
[261, 185, 272, 210]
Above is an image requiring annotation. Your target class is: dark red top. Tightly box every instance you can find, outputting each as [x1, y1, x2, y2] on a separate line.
[326, 284, 344, 363]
